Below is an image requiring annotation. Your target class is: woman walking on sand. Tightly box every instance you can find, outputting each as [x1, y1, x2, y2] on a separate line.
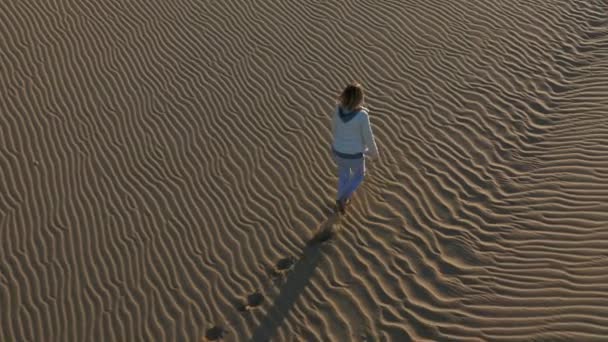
[331, 82, 379, 215]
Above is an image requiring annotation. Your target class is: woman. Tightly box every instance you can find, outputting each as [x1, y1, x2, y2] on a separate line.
[331, 82, 379, 215]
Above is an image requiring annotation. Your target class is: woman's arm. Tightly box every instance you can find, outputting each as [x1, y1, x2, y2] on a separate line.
[361, 112, 379, 159]
[331, 111, 336, 137]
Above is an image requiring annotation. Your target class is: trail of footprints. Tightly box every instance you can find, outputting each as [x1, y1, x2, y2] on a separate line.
[203, 223, 336, 341]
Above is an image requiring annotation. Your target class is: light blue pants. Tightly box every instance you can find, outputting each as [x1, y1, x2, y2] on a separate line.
[333, 153, 366, 201]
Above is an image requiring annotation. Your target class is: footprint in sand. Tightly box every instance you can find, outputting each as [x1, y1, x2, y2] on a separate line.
[269, 256, 297, 278]
[308, 225, 338, 245]
[204, 326, 225, 341]
[238, 291, 265, 311]
[276, 256, 297, 271]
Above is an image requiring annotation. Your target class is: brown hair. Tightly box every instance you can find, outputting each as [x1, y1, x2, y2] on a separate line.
[338, 83, 364, 111]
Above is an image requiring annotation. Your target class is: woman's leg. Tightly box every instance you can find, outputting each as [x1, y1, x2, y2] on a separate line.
[336, 158, 352, 201]
[342, 158, 365, 201]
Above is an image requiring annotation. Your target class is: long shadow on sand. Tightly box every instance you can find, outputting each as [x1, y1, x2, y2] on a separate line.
[248, 213, 340, 342]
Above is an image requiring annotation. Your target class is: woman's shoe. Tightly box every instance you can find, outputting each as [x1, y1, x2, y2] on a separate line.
[335, 199, 345, 215]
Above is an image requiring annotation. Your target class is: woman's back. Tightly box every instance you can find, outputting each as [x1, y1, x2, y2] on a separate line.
[332, 106, 378, 158]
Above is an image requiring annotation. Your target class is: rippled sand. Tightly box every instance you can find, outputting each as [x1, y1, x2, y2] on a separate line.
[1, 0, 607, 341]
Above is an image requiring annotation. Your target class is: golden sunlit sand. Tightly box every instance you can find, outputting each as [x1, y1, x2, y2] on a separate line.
[1, 0, 607, 341]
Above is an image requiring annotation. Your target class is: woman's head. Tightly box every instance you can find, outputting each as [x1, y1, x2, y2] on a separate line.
[338, 82, 364, 111]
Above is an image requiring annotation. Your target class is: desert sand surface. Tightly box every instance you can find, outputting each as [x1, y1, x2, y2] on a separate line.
[1, 0, 608, 341]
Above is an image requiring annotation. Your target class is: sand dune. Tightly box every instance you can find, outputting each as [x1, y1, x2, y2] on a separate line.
[1, 0, 607, 341]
